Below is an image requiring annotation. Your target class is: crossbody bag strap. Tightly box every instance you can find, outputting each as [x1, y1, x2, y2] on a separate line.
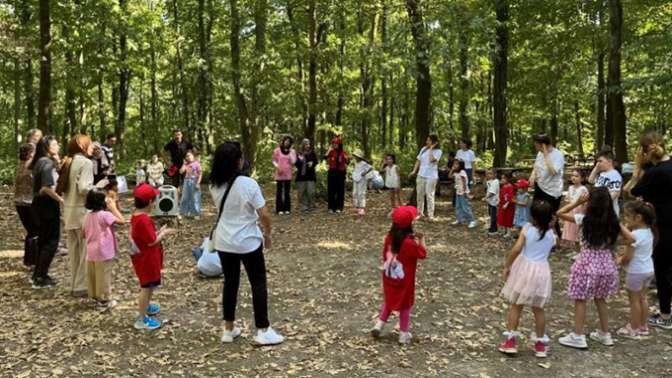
[209, 174, 238, 238]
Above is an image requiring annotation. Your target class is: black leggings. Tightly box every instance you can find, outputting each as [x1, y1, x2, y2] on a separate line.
[276, 180, 291, 213]
[218, 246, 269, 329]
[654, 223, 672, 315]
[533, 184, 562, 236]
[327, 170, 346, 211]
[16, 205, 38, 266]
[32, 196, 60, 280]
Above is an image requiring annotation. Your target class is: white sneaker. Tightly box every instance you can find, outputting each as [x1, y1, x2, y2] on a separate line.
[254, 327, 284, 346]
[371, 320, 385, 338]
[468, 221, 477, 229]
[399, 331, 413, 345]
[589, 331, 614, 346]
[221, 327, 242, 343]
[558, 332, 588, 349]
[452, 220, 461, 225]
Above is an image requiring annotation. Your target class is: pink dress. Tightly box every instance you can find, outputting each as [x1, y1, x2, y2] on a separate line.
[83, 211, 118, 262]
[561, 185, 588, 242]
[272, 147, 297, 181]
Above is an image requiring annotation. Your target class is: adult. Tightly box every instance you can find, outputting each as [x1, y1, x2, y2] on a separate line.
[588, 150, 622, 216]
[529, 134, 565, 234]
[30, 135, 64, 288]
[272, 136, 297, 214]
[26, 128, 43, 144]
[57, 134, 95, 297]
[100, 133, 117, 177]
[14, 143, 38, 267]
[163, 129, 193, 187]
[90, 142, 107, 184]
[410, 134, 442, 220]
[326, 136, 348, 213]
[626, 130, 672, 330]
[295, 138, 318, 212]
[209, 142, 284, 345]
[456, 139, 477, 189]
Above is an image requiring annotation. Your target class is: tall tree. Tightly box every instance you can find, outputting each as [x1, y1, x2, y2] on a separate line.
[37, 0, 51, 133]
[492, 0, 508, 167]
[595, 4, 606, 151]
[406, 0, 431, 149]
[458, 19, 470, 141]
[115, 0, 130, 155]
[607, 0, 627, 161]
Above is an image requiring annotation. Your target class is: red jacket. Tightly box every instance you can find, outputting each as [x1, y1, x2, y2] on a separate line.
[498, 183, 515, 228]
[130, 213, 164, 286]
[382, 234, 427, 310]
[327, 148, 348, 171]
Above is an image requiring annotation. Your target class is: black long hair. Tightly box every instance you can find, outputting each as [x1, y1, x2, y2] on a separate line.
[624, 201, 656, 227]
[389, 223, 413, 254]
[582, 187, 620, 249]
[280, 136, 293, 154]
[210, 142, 242, 187]
[530, 200, 553, 241]
[85, 189, 107, 212]
[29, 135, 58, 170]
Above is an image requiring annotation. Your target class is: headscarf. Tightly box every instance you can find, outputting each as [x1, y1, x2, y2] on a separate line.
[56, 134, 92, 194]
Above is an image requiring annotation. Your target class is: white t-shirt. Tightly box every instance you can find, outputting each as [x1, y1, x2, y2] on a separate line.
[353, 161, 373, 182]
[210, 176, 265, 254]
[486, 178, 500, 207]
[594, 169, 622, 216]
[416, 148, 442, 180]
[456, 149, 476, 169]
[521, 224, 556, 262]
[628, 228, 654, 274]
[454, 171, 468, 196]
[384, 165, 400, 189]
[534, 149, 565, 198]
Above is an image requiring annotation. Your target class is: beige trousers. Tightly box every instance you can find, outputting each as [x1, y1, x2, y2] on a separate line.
[416, 176, 438, 218]
[87, 260, 114, 302]
[67, 229, 88, 293]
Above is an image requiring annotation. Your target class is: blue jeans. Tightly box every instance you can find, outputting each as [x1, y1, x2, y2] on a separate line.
[488, 205, 498, 232]
[180, 178, 202, 216]
[455, 195, 475, 224]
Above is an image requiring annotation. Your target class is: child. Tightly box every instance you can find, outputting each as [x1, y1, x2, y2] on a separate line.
[557, 187, 621, 349]
[130, 183, 175, 331]
[381, 154, 401, 214]
[82, 189, 125, 310]
[371, 206, 427, 344]
[513, 179, 531, 231]
[179, 150, 202, 218]
[135, 160, 147, 186]
[498, 173, 516, 237]
[616, 201, 656, 339]
[147, 154, 165, 187]
[272, 136, 297, 215]
[485, 168, 500, 235]
[352, 149, 373, 216]
[561, 169, 588, 248]
[499, 200, 556, 358]
[451, 160, 477, 228]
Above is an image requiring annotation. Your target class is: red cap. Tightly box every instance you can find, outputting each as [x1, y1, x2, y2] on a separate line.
[331, 136, 342, 145]
[392, 206, 418, 228]
[133, 183, 160, 202]
[516, 179, 530, 189]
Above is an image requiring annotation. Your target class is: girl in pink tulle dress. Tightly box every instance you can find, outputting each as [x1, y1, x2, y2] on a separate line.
[498, 200, 556, 358]
[561, 169, 588, 246]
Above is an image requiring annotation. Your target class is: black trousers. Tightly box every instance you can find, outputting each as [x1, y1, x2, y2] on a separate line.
[218, 246, 270, 329]
[488, 205, 498, 233]
[533, 183, 562, 236]
[32, 196, 60, 280]
[275, 180, 291, 213]
[16, 205, 38, 266]
[327, 170, 346, 211]
[654, 222, 672, 315]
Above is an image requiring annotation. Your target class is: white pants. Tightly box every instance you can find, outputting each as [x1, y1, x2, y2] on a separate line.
[416, 176, 438, 217]
[353, 179, 368, 208]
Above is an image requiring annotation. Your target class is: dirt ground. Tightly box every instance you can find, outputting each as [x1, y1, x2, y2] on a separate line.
[1, 183, 671, 378]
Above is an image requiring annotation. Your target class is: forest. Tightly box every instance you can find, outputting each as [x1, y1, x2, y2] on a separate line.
[0, 0, 670, 179]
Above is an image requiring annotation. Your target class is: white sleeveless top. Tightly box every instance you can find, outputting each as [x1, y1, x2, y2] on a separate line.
[384, 165, 400, 189]
[522, 224, 556, 262]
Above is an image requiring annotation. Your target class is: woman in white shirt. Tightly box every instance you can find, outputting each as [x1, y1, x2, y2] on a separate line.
[209, 142, 284, 346]
[456, 139, 477, 189]
[410, 134, 442, 220]
[529, 134, 565, 234]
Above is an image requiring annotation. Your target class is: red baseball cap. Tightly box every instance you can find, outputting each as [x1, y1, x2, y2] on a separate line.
[133, 183, 160, 202]
[331, 136, 342, 145]
[516, 179, 530, 189]
[392, 206, 418, 228]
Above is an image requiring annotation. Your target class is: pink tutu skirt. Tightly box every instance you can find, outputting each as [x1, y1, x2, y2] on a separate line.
[501, 255, 552, 308]
[568, 247, 619, 300]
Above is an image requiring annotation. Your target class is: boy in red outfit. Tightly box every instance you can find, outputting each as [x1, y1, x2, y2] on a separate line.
[371, 205, 427, 344]
[130, 183, 175, 331]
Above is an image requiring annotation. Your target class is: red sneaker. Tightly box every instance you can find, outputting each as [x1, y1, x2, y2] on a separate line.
[534, 340, 548, 358]
[498, 336, 517, 355]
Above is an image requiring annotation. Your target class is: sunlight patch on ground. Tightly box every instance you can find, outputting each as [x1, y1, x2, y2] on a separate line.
[0, 249, 23, 258]
[0, 271, 22, 279]
[316, 240, 352, 250]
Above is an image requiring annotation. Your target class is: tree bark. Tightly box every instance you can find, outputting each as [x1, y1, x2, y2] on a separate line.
[406, 0, 432, 150]
[607, 0, 627, 161]
[492, 0, 508, 167]
[380, 1, 388, 147]
[459, 28, 470, 142]
[37, 0, 52, 134]
[18, 0, 35, 131]
[115, 0, 130, 157]
[358, 7, 377, 158]
[14, 59, 21, 150]
[575, 100, 585, 159]
[63, 23, 77, 136]
[172, 0, 191, 135]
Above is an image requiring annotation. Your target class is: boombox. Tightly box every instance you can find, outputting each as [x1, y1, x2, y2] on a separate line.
[152, 185, 180, 217]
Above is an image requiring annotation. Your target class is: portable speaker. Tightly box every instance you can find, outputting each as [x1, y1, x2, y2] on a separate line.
[152, 185, 180, 217]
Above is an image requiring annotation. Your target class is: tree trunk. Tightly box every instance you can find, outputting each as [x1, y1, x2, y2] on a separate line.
[150, 39, 159, 152]
[492, 0, 508, 167]
[406, 0, 432, 150]
[459, 28, 470, 142]
[335, 6, 346, 128]
[306, 0, 319, 142]
[115, 0, 130, 157]
[63, 23, 77, 136]
[575, 100, 585, 159]
[37, 0, 52, 134]
[14, 59, 21, 150]
[18, 1, 36, 131]
[358, 8, 377, 158]
[596, 50, 606, 151]
[446, 54, 454, 141]
[380, 1, 388, 148]
[172, 0, 191, 136]
[607, 0, 627, 162]
[286, 3, 307, 132]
